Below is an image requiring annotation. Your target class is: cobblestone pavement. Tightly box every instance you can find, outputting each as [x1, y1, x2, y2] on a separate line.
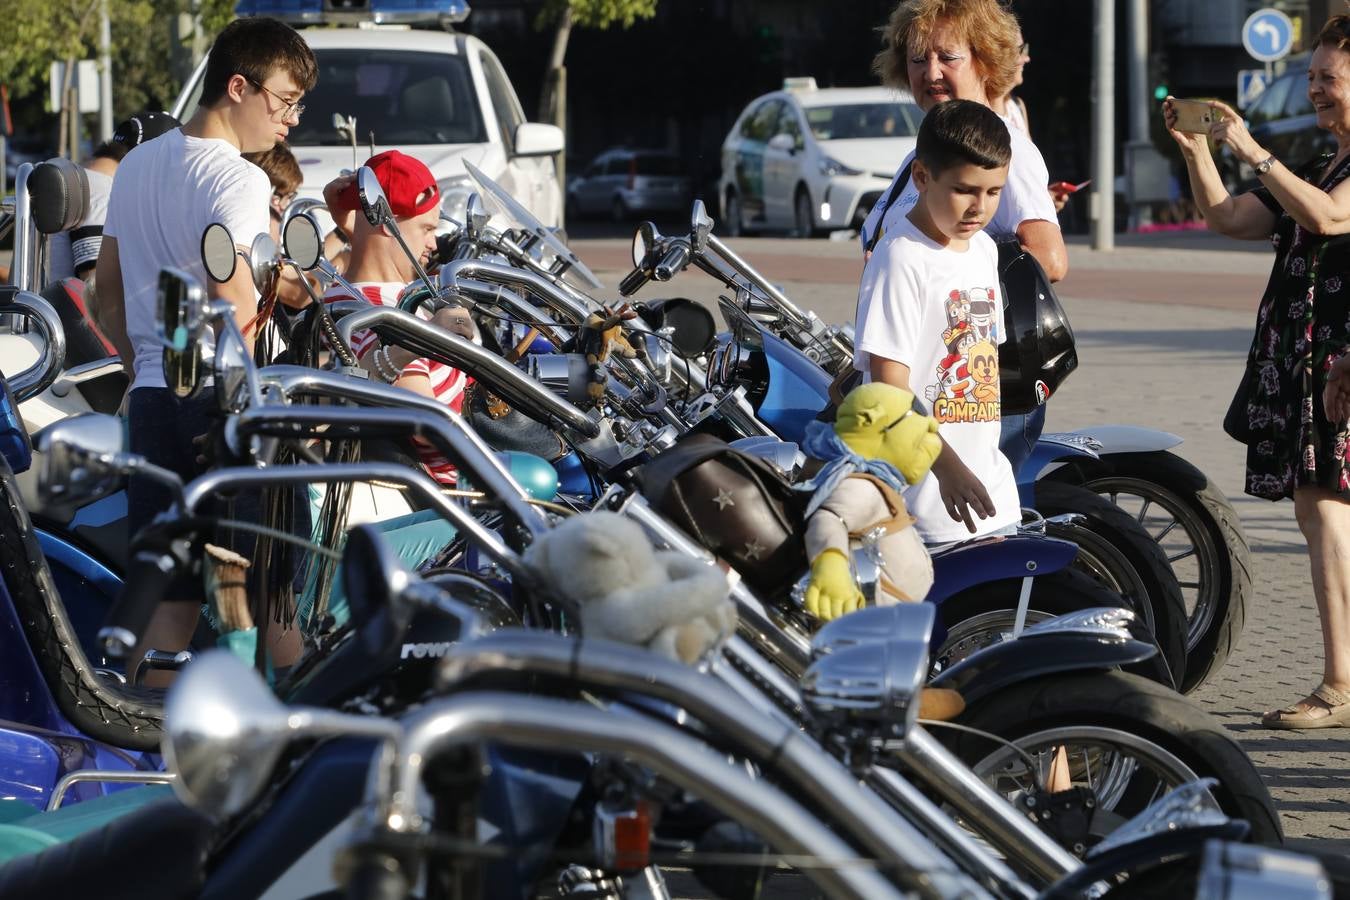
[581, 229, 1350, 852]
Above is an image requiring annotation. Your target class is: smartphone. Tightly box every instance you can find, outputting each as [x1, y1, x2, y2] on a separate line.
[1049, 179, 1092, 195]
[1170, 99, 1216, 134]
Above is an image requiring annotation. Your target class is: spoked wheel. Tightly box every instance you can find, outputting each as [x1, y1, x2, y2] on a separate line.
[1047, 451, 1251, 693]
[948, 671, 1283, 858]
[1036, 482, 1188, 688]
[931, 568, 1173, 687]
[724, 190, 744, 237]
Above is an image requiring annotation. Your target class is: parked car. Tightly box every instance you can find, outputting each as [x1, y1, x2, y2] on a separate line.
[718, 80, 922, 237]
[1219, 54, 1330, 193]
[566, 148, 692, 222]
[174, 0, 565, 227]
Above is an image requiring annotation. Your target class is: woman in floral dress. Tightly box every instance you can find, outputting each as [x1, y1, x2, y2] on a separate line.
[1164, 16, 1350, 728]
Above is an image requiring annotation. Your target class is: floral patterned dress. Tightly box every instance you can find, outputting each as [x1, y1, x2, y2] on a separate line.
[1243, 152, 1350, 500]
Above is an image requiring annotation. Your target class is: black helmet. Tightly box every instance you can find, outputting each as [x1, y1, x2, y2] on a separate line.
[996, 239, 1077, 416]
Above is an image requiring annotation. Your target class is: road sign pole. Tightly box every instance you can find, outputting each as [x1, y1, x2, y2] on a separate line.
[1093, 0, 1115, 251]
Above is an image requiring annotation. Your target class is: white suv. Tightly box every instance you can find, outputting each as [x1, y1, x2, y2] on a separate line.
[718, 82, 921, 237]
[172, 6, 564, 227]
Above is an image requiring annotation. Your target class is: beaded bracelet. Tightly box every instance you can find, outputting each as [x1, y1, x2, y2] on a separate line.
[373, 346, 400, 383]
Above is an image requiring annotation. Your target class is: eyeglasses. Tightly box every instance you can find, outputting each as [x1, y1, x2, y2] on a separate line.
[244, 76, 305, 119]
[273, 190, 298, 207]
[1019, 42, 1031, 56]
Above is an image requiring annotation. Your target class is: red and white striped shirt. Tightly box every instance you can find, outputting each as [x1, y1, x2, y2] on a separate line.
[324, 283, 472, 485]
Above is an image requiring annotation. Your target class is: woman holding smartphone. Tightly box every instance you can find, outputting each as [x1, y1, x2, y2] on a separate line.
[1164, 16, 1350, 728]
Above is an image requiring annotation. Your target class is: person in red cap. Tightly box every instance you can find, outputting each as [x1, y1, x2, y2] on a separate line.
[322, 150, 478, 486]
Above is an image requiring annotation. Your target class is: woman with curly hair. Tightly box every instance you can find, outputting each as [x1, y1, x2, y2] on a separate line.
[1166, 15, 1350, 727]
[860, 0, 1067, 474]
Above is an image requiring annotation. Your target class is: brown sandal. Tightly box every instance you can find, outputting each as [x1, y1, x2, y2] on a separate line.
[1262, 683, 1350, 730]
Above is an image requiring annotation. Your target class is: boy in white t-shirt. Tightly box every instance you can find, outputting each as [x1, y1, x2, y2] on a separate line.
[96, 16, 318, 682]
[854, 99, 1020, 544]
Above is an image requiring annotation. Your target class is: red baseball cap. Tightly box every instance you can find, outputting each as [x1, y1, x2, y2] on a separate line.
[337, 150, 440, 218]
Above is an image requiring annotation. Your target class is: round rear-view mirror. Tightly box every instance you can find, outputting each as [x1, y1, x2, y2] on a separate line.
[249, 232, 281, 298]
[201, 223, 238, 283]
[158, 268, 207, 399]
[356, 165, 388, 228]
[631, 221, 658, 269]
[691, 200, 714, 252]
[282, 213, 323, 270]
[464, 192, 488, 240]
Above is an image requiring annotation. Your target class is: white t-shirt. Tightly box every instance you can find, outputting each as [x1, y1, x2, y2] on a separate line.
[859, 112, 1057, 248]
[104, 129, 270, 391]
[1003, 98, 1029, 137]
[854, 216, 1020, 543]
[48, 169, 113, 281]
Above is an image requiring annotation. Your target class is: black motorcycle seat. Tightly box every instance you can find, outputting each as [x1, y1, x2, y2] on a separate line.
[0, 458, 165, 750]
[0, 799, 211, 900]
[27, 157, 89, 235]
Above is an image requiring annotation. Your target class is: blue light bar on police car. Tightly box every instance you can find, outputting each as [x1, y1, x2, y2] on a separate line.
[234, 0, 469, 27]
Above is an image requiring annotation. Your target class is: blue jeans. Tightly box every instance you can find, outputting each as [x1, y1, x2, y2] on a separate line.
[999, 404, 1047, 479]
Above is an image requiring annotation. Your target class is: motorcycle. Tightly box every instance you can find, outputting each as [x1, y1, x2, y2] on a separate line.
[619, 202, 1243, 693]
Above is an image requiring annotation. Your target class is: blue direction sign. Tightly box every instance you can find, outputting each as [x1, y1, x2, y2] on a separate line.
[1238, 69, 1271, 110]
[1242, 9, 1294, 63]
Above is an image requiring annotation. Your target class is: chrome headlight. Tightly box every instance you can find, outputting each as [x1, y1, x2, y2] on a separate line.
[809, 604, 936, 660]
[163, 651, 297, 820]
[37, 413, 128, 507]
[800, 637, 930, 748]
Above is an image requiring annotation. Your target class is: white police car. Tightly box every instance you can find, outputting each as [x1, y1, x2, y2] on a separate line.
[172, 0, 565, 227]
[718, 80, 921, 237]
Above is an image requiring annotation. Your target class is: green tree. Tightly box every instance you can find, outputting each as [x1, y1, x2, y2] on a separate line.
[535, 0, 658, 197]
[0, 0, 238, 153]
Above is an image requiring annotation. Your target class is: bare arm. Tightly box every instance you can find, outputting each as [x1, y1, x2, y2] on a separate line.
[94, 237, 136, 376]
[869, 354, 993, 531]
[1016, 219, 1068, 282]
[1208, 99, 1350, 235]
[212, 245, 259, 353]
[1163, 98, 1277, 240]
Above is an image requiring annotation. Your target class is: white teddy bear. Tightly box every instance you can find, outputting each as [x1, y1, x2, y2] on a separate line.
[523, 511, 737, 664]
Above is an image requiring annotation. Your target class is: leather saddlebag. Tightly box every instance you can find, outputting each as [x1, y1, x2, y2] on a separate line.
[637, 434, 807, 599]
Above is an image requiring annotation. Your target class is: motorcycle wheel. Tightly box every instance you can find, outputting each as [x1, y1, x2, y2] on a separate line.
[1045, 451, 1251, 693]
[932, 568, 1174, 688]
[946, 670, 1283, 856]
[1035, 481, 1189, 689]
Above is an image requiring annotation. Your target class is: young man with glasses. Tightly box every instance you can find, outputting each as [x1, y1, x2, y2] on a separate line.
[95, 16, 318, 684]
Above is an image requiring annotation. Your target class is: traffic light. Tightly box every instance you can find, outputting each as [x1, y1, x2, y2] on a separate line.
[1153, 84, 1169, 101]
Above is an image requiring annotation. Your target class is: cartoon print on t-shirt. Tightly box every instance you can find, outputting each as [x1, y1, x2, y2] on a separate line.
[926, 321, 976, 404]
[967, 287, 996, 340]
[928, 288, 1001, 424]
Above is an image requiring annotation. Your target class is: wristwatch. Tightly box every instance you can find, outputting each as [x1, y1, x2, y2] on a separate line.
[1254, 155, 1277, 176]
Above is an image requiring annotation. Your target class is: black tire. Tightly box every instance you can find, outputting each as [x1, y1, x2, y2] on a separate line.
[724, 188, 748, 237]
[1045, 451, 1251, 693]
[934, 568, 1173, 688]
[564, 193, 581, 223]
[1036, 481, 1189, 689]
[948, 670, 1283, 855]
[610, 195, 630, 223]
[793, 186, 815, 238]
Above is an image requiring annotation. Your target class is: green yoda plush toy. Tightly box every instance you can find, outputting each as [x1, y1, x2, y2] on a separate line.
[799, 382, 943, 621]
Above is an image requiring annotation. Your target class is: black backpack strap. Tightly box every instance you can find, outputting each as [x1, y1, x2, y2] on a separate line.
[864, 158, 915, 255]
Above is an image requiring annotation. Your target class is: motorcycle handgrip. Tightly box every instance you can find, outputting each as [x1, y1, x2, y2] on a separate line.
[618, 267, 649, 297]
[654, 243, 692, 282]
[98, 549, 182, 660]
